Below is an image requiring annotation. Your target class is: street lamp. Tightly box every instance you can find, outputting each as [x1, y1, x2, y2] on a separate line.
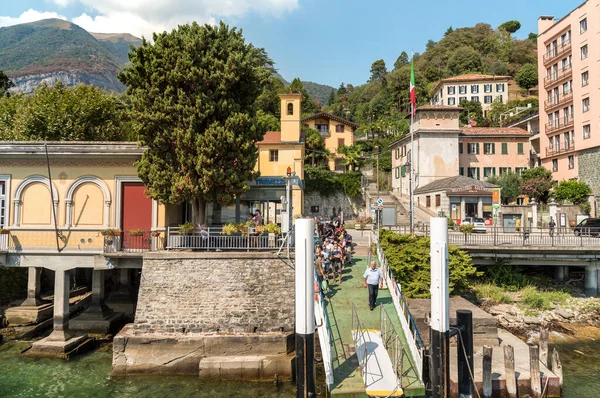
[405, 160, 414, 236]
[374, 145, 379, 198]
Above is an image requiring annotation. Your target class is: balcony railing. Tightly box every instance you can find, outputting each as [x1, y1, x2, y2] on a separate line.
[543, 41, 571, 64]
[544, 65, 572, 87]
[546, 117, 574, 134]
[165, 226, 282, 251]
[544, 91, 573, 111]
[546, 141, 575, 157]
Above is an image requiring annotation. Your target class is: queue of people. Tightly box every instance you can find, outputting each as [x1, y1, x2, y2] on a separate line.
[314, 217, 353, 286]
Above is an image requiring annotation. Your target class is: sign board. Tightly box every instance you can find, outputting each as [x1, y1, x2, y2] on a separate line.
[281, 211, 289, 233]
[492, 188, 501, 206]
[451, 204, 457, 211]
[382, 207, 396, 226]
[377, 198, 384, 206]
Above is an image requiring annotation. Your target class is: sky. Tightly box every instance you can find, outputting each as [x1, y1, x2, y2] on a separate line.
[0, 0, 581, 87]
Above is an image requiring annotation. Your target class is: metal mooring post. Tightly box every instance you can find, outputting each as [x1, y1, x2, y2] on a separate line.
[457, 310, 474, 398]
[295, 218, 316, 398]
[430, 217, 450, 398]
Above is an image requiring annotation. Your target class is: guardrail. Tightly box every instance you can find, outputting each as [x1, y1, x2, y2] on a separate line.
[351, 302, 371, 379]
[314, 273, 334, 388]
[380, 304, 407, 393]
[165, 226, 282, 251]
[103, 231, 165, 253]
[375, 232, 425, 381]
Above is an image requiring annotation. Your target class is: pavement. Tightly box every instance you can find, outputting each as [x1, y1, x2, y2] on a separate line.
[326, 255, 425, 397]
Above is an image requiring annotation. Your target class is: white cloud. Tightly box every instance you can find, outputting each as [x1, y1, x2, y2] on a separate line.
[48, 0, 75, 6]
[0, 9, 67, 27]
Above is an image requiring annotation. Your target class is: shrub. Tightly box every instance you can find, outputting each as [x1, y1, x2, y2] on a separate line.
[482, 261, 530, 292]
[178, 222, 194, 235]
[459, 224, 474, 234]
[379, 229, 482, 298]
[473, 284, 513, 304]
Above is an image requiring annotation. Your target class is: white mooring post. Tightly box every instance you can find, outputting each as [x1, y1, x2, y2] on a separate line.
[430, 217, 450, 397]
[295, 218, 315, 398]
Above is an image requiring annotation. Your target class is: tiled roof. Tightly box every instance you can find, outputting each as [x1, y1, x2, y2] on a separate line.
[301, 112, 360, 129]
[460, 127, 531, 136]
[441, 74, 511, 82]
[258, 131, 281, 144]
[414, 175, 497, 195]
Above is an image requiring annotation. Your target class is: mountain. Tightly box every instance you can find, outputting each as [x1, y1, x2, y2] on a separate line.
[90, 32, 142, 64]
[0, 19, 137, 93]
[301, 81, 334, 106]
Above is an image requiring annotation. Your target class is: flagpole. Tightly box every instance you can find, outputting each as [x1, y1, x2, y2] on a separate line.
[410, 52, 415, 237]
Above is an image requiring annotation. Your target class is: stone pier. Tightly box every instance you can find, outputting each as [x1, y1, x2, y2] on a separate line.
[29, 269, 88, 356]
[5, 267, 53, 325]
[584, 264, 599, 297]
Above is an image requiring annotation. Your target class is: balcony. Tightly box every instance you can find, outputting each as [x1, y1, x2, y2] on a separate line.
[543, 41, 571, 65]
[546, 117, 574, 134]
[544, 91, 573, 112]
[546, 141, 576, 157]
[544, 65, 572, 88]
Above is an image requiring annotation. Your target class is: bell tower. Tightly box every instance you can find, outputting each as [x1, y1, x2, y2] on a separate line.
[279, 93, 302, 142]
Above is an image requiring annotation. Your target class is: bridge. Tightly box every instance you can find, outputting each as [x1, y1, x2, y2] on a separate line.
[385, 226, 600, 296]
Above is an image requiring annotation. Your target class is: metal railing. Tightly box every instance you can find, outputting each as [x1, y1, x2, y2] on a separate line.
[543, 41, 571, 64]
[351, 302, 371, 380]
[546, 141, 575, 157]
[103, 231, 165, 253]
[546, 116, 574, 133]
[165, 226, 282, 251]
[544, 65, 572, 87]
[375, 234, 424, 381]
[380, 305, 407, 393]
[544, 91, 573, 111]
[314, 272, 334, 388]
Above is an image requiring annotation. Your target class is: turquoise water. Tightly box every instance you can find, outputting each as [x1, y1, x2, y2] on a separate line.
[0, 341, 295, 398]
[553, 339, 600, 398]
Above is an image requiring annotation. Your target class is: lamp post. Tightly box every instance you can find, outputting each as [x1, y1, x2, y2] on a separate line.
[374, 145, 379, 198]
[405, 160, 413, 236]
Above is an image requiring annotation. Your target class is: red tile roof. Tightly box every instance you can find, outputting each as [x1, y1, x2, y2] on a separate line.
[460, 127, 531, 136]
[441, 73, 511, 82]
[301, 112, 360, 129]
[258, 131, 281, 144]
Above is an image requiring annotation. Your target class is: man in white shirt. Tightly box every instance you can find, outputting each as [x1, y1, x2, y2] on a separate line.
[363, 260, 383, 310]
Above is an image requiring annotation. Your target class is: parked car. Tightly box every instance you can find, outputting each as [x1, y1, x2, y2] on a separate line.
[573, 218, 600, 236]
[461, 217, 486, 233]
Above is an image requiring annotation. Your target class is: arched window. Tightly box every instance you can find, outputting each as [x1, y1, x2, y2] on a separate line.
[287, 103, 294, 115]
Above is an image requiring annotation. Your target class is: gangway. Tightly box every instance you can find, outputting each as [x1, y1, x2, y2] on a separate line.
[352, 303, 403, 397]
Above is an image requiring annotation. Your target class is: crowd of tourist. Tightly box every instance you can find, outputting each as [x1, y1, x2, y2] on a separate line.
[314, 216, 353, 286]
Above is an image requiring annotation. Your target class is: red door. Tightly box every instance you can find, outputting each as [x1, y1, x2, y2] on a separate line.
[121, 183, 152, 249]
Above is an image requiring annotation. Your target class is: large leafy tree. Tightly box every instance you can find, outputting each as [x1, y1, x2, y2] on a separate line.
[119, 21, 272, 226]
[447, 46, 483, 75]
[520, 167, 555, 203]
[515, 63, 538, 94]
[499, 20, 521, 34]
[552, 180, 591, 205]
[393, 52, 409, 70]
[458, 99, 484, 126]
[289, 78, 320, 115]
[0, 82, 128, 141]
[487, 171, 520, 204]
[369, 59, 388, 83]
[303, 126, 331, 167]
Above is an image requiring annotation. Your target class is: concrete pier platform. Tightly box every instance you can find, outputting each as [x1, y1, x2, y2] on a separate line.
[199, 354, 295, 381]
[4, 303, 53, 325]
[70, 311, 125, 335]
[27, 334, 89, 357]
[450, 329, 561, 397]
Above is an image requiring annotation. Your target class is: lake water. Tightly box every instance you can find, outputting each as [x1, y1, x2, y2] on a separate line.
[0, 338, 597, 397]
[0, 341, 295, 398]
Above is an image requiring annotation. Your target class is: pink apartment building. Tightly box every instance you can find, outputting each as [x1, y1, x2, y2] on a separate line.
[538, 1, 600, 194]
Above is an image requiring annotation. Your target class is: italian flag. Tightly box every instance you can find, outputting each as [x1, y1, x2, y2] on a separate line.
[410, 56, 416, 115]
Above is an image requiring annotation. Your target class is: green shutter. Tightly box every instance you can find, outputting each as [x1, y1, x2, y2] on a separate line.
[459, 167, 464, 176]
[476, 143, 480, 154]
[502, 142, 508, 154]
[401, 165, 406, 177]
[518, 143, 523, 154]
[492, 143, 495, 154]
[476, 168, 480, 180]
[459, 143, 463, 154]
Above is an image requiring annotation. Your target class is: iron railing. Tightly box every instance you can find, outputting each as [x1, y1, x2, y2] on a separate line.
[546, 141, 575, 157]
[165, 226, 282, 251]
[351, 302, 371, 380]
[543, 41, 571, 64]
[544, 91, 573, 111]
[544, 65, 572, 87]
[546, 116, 574, 134]
[380, 305, 408, 393]
[103, 231, 165, 253]
[314, 272, 334, 388]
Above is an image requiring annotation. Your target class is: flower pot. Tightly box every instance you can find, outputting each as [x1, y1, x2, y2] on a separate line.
[0, 230, 9, 235]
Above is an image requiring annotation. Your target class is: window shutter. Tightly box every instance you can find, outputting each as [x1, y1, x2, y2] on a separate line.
[476, 143, 480, 154]
[476, 168, 480, 180]
[459, 143, 463, 154]
[401, 166, 406, 177]
[492, 143, 495, 154]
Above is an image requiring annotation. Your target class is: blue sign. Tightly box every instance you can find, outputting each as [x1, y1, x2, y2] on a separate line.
[255, 177, 286, 186]
[377, 198, 384, 206]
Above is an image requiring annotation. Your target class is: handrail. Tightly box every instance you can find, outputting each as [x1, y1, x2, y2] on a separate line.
[314, 271, 334, 388]
[165, 226, 282, 251]
[351, 302, 371, 378]
[380, 305, 406, 393]
[375, 231, 424, 381]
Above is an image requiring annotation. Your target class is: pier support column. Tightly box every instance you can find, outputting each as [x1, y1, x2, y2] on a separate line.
[554, 266, 567, 282]
[87, 270, 109, 315]
[110, 268, 131, 301]
[47, 269, 72, 341]
[22, 267, 43, 306]
[584, 265, 598, 297]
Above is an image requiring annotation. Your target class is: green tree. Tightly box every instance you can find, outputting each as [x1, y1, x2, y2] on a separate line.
[379, 229, 482, 298]
[458, 99, 484, 126]
[527, 32, 538, 42]
[0, 70, 14, 97]
[394, 51, 409, 70]
[499, 20, 521, 34]
[0, 82, 129, 141]
[515, 63, 538, 94]
[447, 46, 483, 75]
[256, 76, 285, 118]
[444, 26, 454, 37]
[488, 60, 508, 76]
[303, 126, 331, 167]
[487, 171, 520, 204]
[519, 167, 556, 203]
[289, 78, 320, 115]
[337, 144, 364, 171]
[327, 89, 335, 106]
[118, 21, 271, 226]
[552, 180, 592, 205]
[369, 59, 388, 82]
[337, 82, 347, 96]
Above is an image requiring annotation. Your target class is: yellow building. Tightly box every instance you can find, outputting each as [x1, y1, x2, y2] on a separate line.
[301, 112, 359, 171]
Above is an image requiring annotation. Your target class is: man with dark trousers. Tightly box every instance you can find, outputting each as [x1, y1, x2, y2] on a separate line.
[363, 260, 383, 310]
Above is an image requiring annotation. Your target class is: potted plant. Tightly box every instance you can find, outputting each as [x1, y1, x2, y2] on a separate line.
[129, 228, 144, 236]
[178, 222, 194, 235]
[259, 223, 281, 248]
[151, 231, 161, 237]
[221, 223, 239, 236]
[101, 228, 121, 236]
[459, 223, 474, 244]
[0, 228, 10, 235]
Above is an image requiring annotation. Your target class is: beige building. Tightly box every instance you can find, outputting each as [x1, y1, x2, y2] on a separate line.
[538, 1, 600, 194]
[301, 112, 359, 171]
[430, 74, 511, 116]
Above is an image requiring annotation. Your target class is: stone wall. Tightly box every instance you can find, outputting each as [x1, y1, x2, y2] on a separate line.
[133, 252, 295, 334]
[304, 190, 365, 220]
[578, 147, 600, 216]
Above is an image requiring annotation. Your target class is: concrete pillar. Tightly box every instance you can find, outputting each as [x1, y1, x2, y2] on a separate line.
[460, 197, 466, 220]
[477, 197, 483, 218]
[584, 265, 598, 297]
[22, 267, 43, 306]
[549, 201, 558, 223]
[554, 266, 567, 282]
[531, 200, 538, 229]
[47, 269, 72, 341]
[86, 270, 108, 315]
[110, 268, 131, 301]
